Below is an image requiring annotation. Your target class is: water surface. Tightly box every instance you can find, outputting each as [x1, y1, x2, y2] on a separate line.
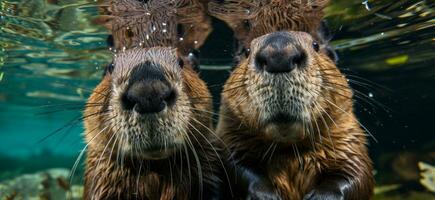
[0, 0, 434, 198]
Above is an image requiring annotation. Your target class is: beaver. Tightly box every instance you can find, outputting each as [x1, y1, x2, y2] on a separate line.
[217, 31, 374, 200]
[96, 0, 212, 59]
[208, 0, 329, 61]
[83, 47, 223, 199]
[82, 0, 223, 199]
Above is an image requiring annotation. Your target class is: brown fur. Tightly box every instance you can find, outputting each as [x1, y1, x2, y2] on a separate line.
[83, 60, 222, 199]
[208, 0, 329, 49]
[217, 32, 374, 199]
[95, 0, 212, 56]
[83, 1, 221, 199]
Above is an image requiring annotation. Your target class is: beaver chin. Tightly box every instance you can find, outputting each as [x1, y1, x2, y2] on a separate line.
[117, 115, 187, 160]
[262, 114, 306, 144]
[138, 144, 180, 160]
[122, 135, 184, 160]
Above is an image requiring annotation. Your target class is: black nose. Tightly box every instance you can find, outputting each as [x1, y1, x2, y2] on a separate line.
[121, 62, 177, 114]
[255, 33, 307, 73]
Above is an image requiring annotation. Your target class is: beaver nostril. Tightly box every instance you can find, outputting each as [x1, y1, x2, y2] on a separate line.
[255, 53, 268, 70]
[164, 89, 177, 106]
[121, 93, 135, 111]
[291, 51, 306, 67]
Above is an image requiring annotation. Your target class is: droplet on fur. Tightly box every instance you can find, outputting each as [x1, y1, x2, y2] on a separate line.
[362, 0, 371, 11]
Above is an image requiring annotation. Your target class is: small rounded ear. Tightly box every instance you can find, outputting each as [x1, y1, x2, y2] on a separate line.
[324, 46, 339, 64]
[317, 20, 334, 43]
[317, 20, 339, 64]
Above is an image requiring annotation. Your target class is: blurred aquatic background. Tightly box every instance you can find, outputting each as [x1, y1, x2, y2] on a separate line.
[0, 0, 434, 199]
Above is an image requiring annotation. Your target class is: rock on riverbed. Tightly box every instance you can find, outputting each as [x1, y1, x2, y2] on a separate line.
[0, 168, 83, 200]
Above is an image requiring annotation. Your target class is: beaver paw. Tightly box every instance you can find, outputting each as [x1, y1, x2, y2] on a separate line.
[246, 181, 281, 200]
[303, 188, 344, 200]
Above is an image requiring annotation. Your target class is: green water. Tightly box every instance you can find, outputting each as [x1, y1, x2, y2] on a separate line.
[0, 0, 434, 199]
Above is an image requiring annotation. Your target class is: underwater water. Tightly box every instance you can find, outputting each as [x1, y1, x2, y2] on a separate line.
[0, 0, 434, 199]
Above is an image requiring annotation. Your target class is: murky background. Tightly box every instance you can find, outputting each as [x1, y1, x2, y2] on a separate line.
[0, 0, 434, 199]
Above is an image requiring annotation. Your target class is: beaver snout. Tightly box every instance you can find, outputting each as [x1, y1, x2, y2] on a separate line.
[255, 32, 307, 73]
[122, 80, 176, 114]
[121, 62, 177, 114]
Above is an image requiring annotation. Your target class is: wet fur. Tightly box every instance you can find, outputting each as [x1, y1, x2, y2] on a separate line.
[208, 0, 329, 49]
[84, 0, 221, 198]
[83, 55, 222, 199]
[96, 0, 212, 55]
[217, 32, 374, 199]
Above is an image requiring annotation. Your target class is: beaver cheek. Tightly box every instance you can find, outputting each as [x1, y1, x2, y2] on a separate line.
[263, 122, 305, 143]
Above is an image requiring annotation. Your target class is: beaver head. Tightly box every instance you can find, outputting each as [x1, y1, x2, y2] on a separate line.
[209, 0, 329, 50]
[220, 31, 350, 145]
[97, 0, 212, 58]
[85, 47, 212, 160]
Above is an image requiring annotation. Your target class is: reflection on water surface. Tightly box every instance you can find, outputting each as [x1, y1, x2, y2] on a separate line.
[0, 0, 434, 199]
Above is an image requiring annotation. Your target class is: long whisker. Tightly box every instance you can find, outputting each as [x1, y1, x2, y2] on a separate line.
[323, 98, 378, 142]
[184, 132, 203, 199]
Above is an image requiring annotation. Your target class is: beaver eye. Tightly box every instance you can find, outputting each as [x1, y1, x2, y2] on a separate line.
[137, 0, 149, 3]
[242, 47, 250, 57]
[178, 58, 184, 68]
[104, 62, 115, 75]
[312, 41, 320, 52]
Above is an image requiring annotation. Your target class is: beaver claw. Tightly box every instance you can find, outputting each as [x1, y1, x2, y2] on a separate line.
[302, 188, 344, 200]
[246, 181, 282, 200]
